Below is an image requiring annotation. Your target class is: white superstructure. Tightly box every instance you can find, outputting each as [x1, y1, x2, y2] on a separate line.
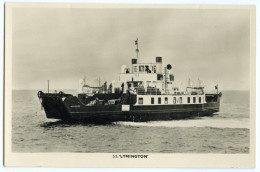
[119, 38, 206, 106]
[78, 38, 207, 106]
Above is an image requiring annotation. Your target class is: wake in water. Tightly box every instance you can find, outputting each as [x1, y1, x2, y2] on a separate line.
[114, 117, 249, 129]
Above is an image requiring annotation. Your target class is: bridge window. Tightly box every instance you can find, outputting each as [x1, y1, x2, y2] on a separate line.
[173, 97, 176, 104]
[158, 97, 161, 104]
[134, 66, 138, 72]
[187, 97, 190, 103]
[145, 65, 151, 73]
[170, 74, 174, 81]
[199, 97, 201, 103]
[139, 65, 144, 72]
[138, 97, 143, 104]
[193, 97, 196, 103]
[151, 97, 154, 104]
[157, 74, 163, 80]
[165, 97, 168, 104]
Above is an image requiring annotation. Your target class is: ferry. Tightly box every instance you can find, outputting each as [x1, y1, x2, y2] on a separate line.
[37, 39, 222, 122]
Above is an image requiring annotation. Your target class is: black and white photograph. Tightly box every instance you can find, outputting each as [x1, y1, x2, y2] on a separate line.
[4, 3, 256, 168]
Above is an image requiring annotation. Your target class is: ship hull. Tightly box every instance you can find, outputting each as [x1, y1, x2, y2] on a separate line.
[38, 92, 220, 122]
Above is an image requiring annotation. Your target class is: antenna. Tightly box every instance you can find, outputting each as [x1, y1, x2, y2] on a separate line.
[135, 38, 139, 59]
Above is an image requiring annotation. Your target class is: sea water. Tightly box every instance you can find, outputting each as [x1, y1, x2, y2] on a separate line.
[12, 90, 249, 153]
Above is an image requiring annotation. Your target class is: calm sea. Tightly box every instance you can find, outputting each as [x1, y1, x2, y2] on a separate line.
[12, 90, 250, 153]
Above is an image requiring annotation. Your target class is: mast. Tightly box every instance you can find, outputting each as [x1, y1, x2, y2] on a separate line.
[135, 38, 139, 59]
[164, 67, 167, 93]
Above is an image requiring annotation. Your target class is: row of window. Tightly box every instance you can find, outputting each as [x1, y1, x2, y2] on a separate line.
[138, 96, 202, 105]
[187, 97, 202, 103]
[134, 65, 156, 73]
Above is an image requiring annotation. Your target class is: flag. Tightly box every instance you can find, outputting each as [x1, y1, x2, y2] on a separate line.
[215, 85, 218, 89]
[135, 38, 138, 45]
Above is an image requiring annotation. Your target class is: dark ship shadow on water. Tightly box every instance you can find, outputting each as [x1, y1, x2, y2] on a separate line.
[40, 120, 114, 128]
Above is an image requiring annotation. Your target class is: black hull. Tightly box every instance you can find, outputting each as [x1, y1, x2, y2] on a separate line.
[38, 91, 221, 122]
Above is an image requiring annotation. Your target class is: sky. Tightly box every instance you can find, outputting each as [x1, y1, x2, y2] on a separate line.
[12, 7, 250, 91]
